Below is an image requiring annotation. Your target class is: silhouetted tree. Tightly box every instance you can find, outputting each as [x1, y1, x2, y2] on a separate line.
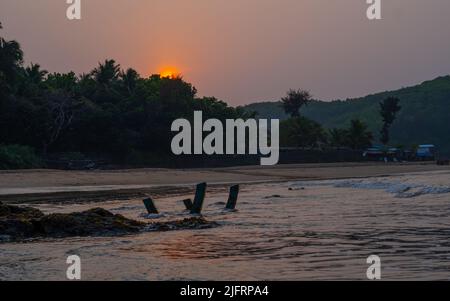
[120, 68, 140, 95]
[19, 63, 48, 97]
[281, 89, 312, 118]
[45, 72, 78, 93]
[0, 23, 24, 93]
[347, 119, 373, 150]
[328, 128, 349, 147]
[0, 24, 261, 167]
[92, 59, 121, 86]
[37, 91, 79, 155]
[379, 97, 401, 145]
[280, 117, 327, 148]
[25, 63, 47, 84]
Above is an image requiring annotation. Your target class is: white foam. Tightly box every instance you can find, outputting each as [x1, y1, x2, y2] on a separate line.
[331, 179, 450, 198]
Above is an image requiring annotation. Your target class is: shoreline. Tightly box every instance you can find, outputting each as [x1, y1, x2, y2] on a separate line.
[1, 162, 448, 204]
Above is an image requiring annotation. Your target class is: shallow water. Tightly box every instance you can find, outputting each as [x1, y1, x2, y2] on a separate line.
[1, 171, 450, 280]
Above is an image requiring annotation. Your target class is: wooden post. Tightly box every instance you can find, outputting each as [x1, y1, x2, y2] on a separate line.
[226, 185, 240, 210]
[143, 198, 159, 214]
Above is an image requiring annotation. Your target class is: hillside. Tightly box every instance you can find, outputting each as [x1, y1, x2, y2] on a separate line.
[244, 76, 450, 154]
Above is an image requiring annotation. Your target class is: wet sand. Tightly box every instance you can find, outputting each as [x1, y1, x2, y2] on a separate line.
[0, 162, 448, 203]
[2, 164, 450, 280]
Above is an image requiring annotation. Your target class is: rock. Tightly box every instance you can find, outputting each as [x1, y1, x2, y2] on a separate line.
[0, 202, 44, 219]
[147, 217, 219, 232]
[39, 208, 145, 238]
[0, 204, 144, 240]
[0, 203, 220, 242]
[264, 194, 282, 199]
[0, 218, 39, 238]
[0, 202, 46, 239]
[288, 187, 305, 191]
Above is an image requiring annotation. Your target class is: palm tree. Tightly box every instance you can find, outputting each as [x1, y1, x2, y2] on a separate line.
[281, 89, 312, 118]
[120, 68, 140, 95]
[280, 116, 327, 148]
[0, 23, 24, 89]
[92, 59, 121, 86]
[90, 60, 121, 103]
[329, 128, 349, 147]
[45, 72, 78, 92]
[25, 63, 48, 84]
[347, 119, 373, 150]
[379, 97, 401, 145]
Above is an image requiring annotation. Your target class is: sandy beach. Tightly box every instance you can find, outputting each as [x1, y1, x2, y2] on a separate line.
[0, 162, 448, 203]
[2, 166, 450, 280]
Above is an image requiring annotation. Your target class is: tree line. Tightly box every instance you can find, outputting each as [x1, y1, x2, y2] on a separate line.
[0, 23, 252, 168]
[280, 89, 401, 149]
[1, 22, 402, 169]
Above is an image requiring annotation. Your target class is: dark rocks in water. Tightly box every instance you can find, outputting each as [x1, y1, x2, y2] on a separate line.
[0, 201, 45, 239]
[0, 201, 44, 219]
[0, 203, 144, 241]
[147, 217, 219, 232]
[288, 187, 305, 191]
[39, 208, 144, 237]
[264, 194, 282, 199]
[0, 218, 39, 240]
[0, 202, 219, 242]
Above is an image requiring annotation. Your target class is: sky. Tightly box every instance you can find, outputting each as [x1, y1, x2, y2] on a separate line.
[1, 0, 450, 105]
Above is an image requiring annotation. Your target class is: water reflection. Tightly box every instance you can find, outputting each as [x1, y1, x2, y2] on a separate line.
[1, 171, 450, 280]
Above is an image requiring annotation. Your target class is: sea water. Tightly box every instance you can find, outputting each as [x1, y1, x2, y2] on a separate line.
[1, 170, 450, 280]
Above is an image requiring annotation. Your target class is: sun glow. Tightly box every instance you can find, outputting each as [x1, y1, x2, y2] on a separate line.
[159, 67, 181, 79]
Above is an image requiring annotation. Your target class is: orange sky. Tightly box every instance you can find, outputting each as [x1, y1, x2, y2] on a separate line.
[1, 0, 450, 105]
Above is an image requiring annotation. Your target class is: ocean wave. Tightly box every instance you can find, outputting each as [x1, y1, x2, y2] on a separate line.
[333, 179, 450, 198]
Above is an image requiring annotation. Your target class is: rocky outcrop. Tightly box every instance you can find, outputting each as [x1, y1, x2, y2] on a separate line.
[0, 202, 144, 241]
[147, 217, 219, 232]
[0, 202, 219, 242]
[0, 202, 44, 219]
[38, 208, 145, 237]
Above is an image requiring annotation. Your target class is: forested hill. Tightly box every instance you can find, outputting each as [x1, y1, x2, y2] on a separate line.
[244, 76, 450, 154]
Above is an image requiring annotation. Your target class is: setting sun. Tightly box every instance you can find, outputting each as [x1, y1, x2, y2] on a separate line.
[159, 67, 181, 79]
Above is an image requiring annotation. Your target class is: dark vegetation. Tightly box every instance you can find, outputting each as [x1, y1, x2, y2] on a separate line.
[281, 89, 313, 118]
[0, 23, 252, 169]
[0, 144, 42, 169]
[379, 97, 401, 145]
[3, 21, 444, 169]
[278, 89, 378, 151]
[245, 76, 450, 154]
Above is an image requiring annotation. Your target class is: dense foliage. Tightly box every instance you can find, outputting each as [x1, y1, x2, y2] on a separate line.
[280, 117, 327, 148]
[379, 97, 401, 145]
[278, 83, 374, 150]
[0, 144, 42, 169]
[0, 25, 252, 166]
[280, 117, 373, 150]
[281, 89, 312, 118]
[245, 76, 450, 154]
